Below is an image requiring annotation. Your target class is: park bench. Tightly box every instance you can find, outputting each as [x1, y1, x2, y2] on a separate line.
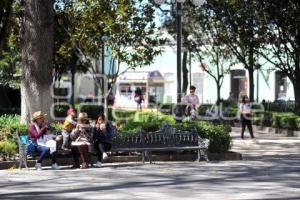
[17, 122, 210, 168]
[111, 122, 210, 163]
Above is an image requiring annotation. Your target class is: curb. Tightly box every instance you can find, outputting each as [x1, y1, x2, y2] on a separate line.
[0, 151, 242, 170]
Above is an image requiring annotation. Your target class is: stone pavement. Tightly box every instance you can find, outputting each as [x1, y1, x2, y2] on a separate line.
[1, 130, 300, 200]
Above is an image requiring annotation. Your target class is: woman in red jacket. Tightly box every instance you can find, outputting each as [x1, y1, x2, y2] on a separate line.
[28, 111, 59, 170]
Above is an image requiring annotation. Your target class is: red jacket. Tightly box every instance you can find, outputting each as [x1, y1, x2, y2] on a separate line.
[28, 124, 47, 143]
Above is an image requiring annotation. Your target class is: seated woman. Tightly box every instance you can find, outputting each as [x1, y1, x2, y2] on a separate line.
[28, 111, 60, 170]
[92, 114, 113, 167]
[70, 112, 93, 169]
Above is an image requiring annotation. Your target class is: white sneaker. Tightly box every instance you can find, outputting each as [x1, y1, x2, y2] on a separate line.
[103, 152, 108, 160]
[51, 163, 60, 170]
[35, 163, 42, 170]
[95, 161, 102, 167]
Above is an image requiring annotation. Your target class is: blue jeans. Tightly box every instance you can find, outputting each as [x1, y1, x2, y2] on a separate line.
[37, 145, 57, 164]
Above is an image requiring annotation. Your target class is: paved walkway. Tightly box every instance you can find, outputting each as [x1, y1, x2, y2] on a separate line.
[1, 130, 300, 200]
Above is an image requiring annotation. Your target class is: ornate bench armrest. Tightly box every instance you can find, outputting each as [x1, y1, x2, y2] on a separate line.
[198, 137, 210, 149]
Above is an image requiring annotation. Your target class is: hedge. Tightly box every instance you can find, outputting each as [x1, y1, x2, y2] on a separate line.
[174, 121, 232, 153]
[118, 111, 176, 133]
[118, 112, 232, 153]
[254, 112, 300, 130]
[263, 101, 296, 113]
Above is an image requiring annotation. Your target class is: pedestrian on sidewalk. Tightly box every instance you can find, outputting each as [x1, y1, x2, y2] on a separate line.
[134, 87, 143, 111]
[239, 95, 255, 139]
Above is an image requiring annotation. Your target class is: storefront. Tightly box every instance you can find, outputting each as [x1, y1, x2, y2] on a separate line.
[115, 70, 164, 108]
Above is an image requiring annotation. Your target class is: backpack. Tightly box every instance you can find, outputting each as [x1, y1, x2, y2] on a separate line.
[106, 121, 117, 140]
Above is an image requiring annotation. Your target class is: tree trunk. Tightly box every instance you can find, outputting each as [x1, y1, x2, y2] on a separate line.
[70, 53, 77, 108]
[182, 51, 188, 95]
[248, 68, 254, 102]
[248, 46, 255, 102]
[293, 78, 300, 115]
[21, 0, 54, 124]
[216, 83, 221, 106]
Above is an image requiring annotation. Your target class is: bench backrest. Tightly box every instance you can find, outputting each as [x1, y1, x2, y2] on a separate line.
[113, 122, 205, 149]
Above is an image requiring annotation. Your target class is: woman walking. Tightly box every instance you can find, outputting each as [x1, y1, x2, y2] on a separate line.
[240, 95, 255, 139]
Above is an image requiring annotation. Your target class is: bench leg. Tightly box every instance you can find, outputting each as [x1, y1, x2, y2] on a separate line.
[148, 151, 152, 164]
[18, 160, 22, 169]
[197, 149, 201, 162]
[19, 145, 28, 169]
[201, 149, 209, 162]
[142, 151, 145, 164]
[24, 157, 28, 169]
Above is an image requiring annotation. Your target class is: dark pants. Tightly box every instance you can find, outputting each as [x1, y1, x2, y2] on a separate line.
[94, 142, 112, 162]
[37, 145, 57, 164]
[72, 145, 90, 165]
[71, 146, 80, 166]
[241, 116, 254, 139]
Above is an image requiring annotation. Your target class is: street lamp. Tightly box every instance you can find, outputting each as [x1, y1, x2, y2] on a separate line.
[154, 0, 206, 104]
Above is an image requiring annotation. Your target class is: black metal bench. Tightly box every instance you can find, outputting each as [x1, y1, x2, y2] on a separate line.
[111, 122, 210, 163]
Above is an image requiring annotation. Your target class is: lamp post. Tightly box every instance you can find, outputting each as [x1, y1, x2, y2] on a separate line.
[154, 0, 206, 104]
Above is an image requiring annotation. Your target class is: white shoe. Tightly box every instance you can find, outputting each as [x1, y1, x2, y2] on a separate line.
[35, 163, 42, 170]
[95, 161, 102, 167]
[103, 152, 108, 160]
[51, 163, 60, 170]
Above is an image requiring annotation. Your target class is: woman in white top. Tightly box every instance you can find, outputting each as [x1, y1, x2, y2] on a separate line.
[239, 95, 255, 139]
[183, 86, 199, 119]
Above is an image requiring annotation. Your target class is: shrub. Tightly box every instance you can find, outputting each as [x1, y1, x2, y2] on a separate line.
[272, 113, 282, 129]
[263, 101, 296, 113]
[280, 113, 298, 130]
[159, 104, 174, 115]
[0, 140, 17, 161]
[259, 112, 273, 127]
[133, 112, 175, 124]
[270, 112, 299, 130]
[112, 110, 136, 122]
[53, 104, 70, 118]
[119, 111, 176, 133]
[175, 121, 232, 153]
[50, 122, 63, 133]
[0, 114, 21, 129]
[79, 105, 104, 120]
[296, 118, 300, 130]
[221, 107, 238, 118]
[198, 104, 213, 116]
[118, 118, 231, 153]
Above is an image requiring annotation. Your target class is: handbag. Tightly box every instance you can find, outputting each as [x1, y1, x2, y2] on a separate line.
[70, 130, 80, 141]
[27, 142, 37, 156]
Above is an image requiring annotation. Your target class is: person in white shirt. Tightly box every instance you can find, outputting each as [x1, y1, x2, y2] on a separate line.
[183, 86, 199, 119]
[239, 95, 255, 139]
